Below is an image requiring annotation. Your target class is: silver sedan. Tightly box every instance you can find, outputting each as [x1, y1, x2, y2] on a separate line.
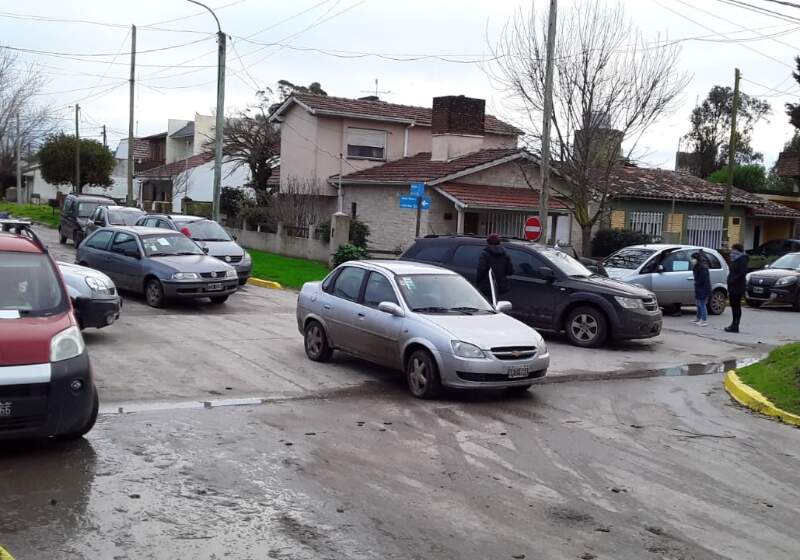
[296, 260, 550, 399]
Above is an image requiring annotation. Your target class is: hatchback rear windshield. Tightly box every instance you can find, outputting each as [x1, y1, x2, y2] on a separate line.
[0, 253, 67, 316]
[141, 234, 204, 257]
[108, 210, 142, 225]
[603, 248, 657, 270]
[179, 220, 231, 242]
[397, 274, 494, 314]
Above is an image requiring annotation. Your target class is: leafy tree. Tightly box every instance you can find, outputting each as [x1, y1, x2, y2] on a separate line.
[685, 85, 770, 178]
[591, 229, 652, 258]
[785, 57, 800, 129]
[707, 164, 766, 192]
[38, 133, 114, 192]
[276, 79, 327, 99]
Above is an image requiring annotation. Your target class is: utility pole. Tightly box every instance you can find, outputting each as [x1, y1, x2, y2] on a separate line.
[539, 0, 557, 246]
[75, 104, 80, 193]
[102, 125, 107, 148]
[723, 67, 740, 248]
[16, 113, 22, 203]
[127, 24, 136, 207]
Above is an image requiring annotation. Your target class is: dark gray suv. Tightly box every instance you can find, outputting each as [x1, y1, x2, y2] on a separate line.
[58, 193, 115, 246]
[401, 235, 662, 347]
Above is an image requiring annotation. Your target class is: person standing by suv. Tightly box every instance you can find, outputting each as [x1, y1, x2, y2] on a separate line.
[691, 250, 711, 326]
[725, 243, 749, 333]
[476, 233, 513, 299]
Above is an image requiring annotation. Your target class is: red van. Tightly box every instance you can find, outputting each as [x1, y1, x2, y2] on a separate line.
[0, 220, 98, 440]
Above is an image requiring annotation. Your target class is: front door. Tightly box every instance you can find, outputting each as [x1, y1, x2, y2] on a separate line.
[504, 247, 558, 328]
[651, 249, 694, 305]
[353, 272, 403, 366]
[108, 232, 143, 291]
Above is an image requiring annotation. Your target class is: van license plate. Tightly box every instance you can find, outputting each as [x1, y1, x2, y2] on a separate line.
[752, 287, 764, 294]
[507, 366, 529, 379]
[206, 283, 224, 291]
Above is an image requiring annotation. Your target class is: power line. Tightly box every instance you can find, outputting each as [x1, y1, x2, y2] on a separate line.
[741, 76, 799, 96]
[715, 0, 800, 23]
[756, 0, 800, 9]
[0, 35, 213, 58]
[142, 0, 247, 27]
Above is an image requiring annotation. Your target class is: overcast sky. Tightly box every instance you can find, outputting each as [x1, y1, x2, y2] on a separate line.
[5, 0, 800, 169]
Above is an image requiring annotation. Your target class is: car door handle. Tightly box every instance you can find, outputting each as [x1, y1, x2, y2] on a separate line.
[357, 312, 365, 318]
[323, 304, 331, 310]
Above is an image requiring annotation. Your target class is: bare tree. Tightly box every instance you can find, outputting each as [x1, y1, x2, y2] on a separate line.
[0, 49, 56, 191]
[269, 176, 326, 233]
[488, 1, 689, 253]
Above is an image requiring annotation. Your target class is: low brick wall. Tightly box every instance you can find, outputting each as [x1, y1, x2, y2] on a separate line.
[227, 226, 331, 263]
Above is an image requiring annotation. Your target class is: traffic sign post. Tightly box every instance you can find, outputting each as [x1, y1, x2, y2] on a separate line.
[399, 183, 429, 238]
[410, 182, 425, 197]
[524, 215, 543, 242]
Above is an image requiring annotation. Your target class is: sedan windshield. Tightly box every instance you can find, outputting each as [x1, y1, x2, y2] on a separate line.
[141, 234, 204, 257]
[108, 210, 143, 225]
[771, 253, 800, 270]
[397, 274, 494, 314]
[179, 219, 231, 242]
[0, 253, 67, 316]
[540, 248, 593, 277]
[603, 248, 656, 270]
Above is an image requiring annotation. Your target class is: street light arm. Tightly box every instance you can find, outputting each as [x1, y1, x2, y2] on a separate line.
[185, 0, 221, 33]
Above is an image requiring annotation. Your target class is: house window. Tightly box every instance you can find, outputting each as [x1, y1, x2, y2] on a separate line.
[346, 128, 386, 160]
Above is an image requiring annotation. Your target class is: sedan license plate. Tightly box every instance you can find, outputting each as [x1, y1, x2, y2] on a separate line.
[507, 365, 529, 379]
[206, 282, 224, 292]
[752, 287, 764, 294]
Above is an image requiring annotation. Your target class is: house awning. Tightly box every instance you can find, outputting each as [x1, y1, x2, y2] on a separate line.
[436, 183, 569, 212]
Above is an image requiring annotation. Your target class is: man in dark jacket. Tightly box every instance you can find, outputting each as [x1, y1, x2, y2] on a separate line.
[691, 250, 711, 326]
[477, 233, 514, 300]
[725, 243, 749, 333]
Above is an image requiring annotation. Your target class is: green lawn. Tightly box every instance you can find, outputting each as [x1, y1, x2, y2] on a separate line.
[0, 201, 60, 228]
[248, 249, 329, 289]
[737, 342, 800, 415]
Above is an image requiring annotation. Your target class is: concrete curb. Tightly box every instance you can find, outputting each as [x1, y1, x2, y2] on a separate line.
[724, 370, 800, 427]
[246, 277, 283, 290]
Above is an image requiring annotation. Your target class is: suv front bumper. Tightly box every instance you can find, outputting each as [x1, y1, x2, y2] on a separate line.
[614, 308, 662, 340]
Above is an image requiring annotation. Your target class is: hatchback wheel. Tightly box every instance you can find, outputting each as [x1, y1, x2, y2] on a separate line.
[59, 227, 67, 244]
[304, 320, 332, 362]
[406, 349, 442, 399]
[708, 289, 727, 315]
[565, 306, 608, 348]
[145, 278, 165, 308]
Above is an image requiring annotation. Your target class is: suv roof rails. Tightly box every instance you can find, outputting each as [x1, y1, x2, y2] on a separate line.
[0, 219, 48, 253]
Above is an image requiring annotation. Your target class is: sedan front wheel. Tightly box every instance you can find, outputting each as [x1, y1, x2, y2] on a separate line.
[406, 349, 441, 399]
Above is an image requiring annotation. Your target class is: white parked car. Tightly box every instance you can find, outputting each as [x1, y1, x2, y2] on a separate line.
[296, 260, 550, 399]
[602, 244, 729, 315]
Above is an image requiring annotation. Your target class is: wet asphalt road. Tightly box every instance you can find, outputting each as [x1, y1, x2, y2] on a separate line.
[2, 373, 800, 560]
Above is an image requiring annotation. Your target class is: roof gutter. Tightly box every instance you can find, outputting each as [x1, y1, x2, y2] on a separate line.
[403, 121, 416, 158]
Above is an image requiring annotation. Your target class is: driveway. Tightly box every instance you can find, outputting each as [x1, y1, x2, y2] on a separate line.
[34, 225, 795, 405]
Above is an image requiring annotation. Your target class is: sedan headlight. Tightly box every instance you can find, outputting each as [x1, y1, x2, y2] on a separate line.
[84, 276, 112, 294]
[451, 340, 486, 359]
[242, 252, 252, 265]
[225, 269, 237, 279]
[614, 296, 644, 309]
[50, 326, 85, 362]
[776, 276, 798, 286]
[172, 272, 200, 280]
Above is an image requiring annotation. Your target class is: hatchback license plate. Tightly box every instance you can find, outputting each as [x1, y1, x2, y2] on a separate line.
[206, 282, 224, 291]
[507, 365, 529, 379]
[752, 287, 764, 294]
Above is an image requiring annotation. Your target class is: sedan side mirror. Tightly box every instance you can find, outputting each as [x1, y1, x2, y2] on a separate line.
[538, 266, 555, 281]
[378, 301, 404, 317]
[495, 300, 512, 313]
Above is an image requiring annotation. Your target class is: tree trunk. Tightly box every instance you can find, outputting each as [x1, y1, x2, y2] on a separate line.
[580, 224, 592, 257]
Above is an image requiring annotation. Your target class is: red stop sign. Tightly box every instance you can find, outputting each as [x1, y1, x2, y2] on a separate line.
[524, 216, 542, 241]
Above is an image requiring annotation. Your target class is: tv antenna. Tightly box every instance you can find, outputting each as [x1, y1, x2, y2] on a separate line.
[361, 79, 391, 99]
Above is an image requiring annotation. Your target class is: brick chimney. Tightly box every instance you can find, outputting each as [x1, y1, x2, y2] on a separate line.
[431, 96, 485, 161]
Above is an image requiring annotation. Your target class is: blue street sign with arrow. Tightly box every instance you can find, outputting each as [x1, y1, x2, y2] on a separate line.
[410, 182, 425, 197]
[399, 195, 431, 210]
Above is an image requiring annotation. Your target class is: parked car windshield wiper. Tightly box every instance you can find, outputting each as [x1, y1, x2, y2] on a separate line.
[175, 251, 201, 255]
[448, 306, 486, 315]
[193, 237, 229, 242]
[148, 252, 170, 257]
[411, 306, 450, 313]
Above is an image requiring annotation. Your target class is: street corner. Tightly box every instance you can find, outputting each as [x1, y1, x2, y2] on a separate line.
[0, 545, 16, 560]
[247, 277, 283, 290]
[725, 370, 800, 428]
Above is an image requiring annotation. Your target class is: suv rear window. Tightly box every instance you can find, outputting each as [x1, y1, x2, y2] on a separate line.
[0, 253, 67, 316]
[409, 244, 450, 263]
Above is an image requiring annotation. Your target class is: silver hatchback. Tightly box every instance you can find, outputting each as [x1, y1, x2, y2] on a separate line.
[296, 260, 549, 399]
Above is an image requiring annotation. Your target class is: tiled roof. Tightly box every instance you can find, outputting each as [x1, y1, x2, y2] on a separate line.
[137, 153, 213, 179]
[749, 199, 800, 218]
[438, 183, 568, 211]
[607, 167, 763, 206]
[337, 148, 524, 184]
[284, 93, 522, 136]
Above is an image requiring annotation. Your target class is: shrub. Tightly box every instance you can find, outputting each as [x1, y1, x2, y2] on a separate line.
[220, 187, 248, 217]
[350, 219, 370, 248]
[591, 228, 652, 257]
[332, 243, 369, 267]
[707, 164, 766, 192]
[239, 205, 272, 226]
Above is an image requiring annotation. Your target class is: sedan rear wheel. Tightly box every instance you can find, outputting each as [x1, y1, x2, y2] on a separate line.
[304, 320, 332, 362]
[708, 289, 727, 315]
[565, 306, 608, 348]
[145, 278, 165, 308]
[406, 349, 441, 399]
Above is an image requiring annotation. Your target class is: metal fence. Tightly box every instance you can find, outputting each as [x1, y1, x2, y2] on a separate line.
[480, 211, 529, 238]
[629, 211, 664, 238]
[686, 214, 723, 249]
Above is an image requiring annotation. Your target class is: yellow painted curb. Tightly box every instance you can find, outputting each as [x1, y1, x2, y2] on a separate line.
[246, 277, 283, 290]
[0, 545, 16, 560]
[724, 370, 800, 427]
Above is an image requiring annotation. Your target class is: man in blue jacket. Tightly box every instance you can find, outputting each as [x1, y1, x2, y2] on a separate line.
[691, 250, 711, 326]
[725, 243, 749, 333]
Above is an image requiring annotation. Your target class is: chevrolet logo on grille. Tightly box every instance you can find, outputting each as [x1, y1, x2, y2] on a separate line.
[211, 272, 218, 278]
[511, 351, 521, 358]
[225, 256, 231, 262]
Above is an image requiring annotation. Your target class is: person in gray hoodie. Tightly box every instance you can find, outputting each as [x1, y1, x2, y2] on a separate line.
[477, 233, 514, 299]
[725, 243, 749, 333]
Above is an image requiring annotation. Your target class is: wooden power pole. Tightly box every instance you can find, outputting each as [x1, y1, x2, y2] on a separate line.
[127, 24, 137, 207]
[75, 104, 80, 192]
[722, 67, 740, 248]
[16, 113, 22, 202]
[539, 0, 558, 246]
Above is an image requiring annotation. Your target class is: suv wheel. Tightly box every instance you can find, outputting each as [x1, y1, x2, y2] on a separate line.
[406, 349, 442, 399]
[707, 289, 727, 315]
[565, 306, 608, 348]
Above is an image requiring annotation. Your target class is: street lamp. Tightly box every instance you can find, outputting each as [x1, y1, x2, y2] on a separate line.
[187, 0, 226, 223]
